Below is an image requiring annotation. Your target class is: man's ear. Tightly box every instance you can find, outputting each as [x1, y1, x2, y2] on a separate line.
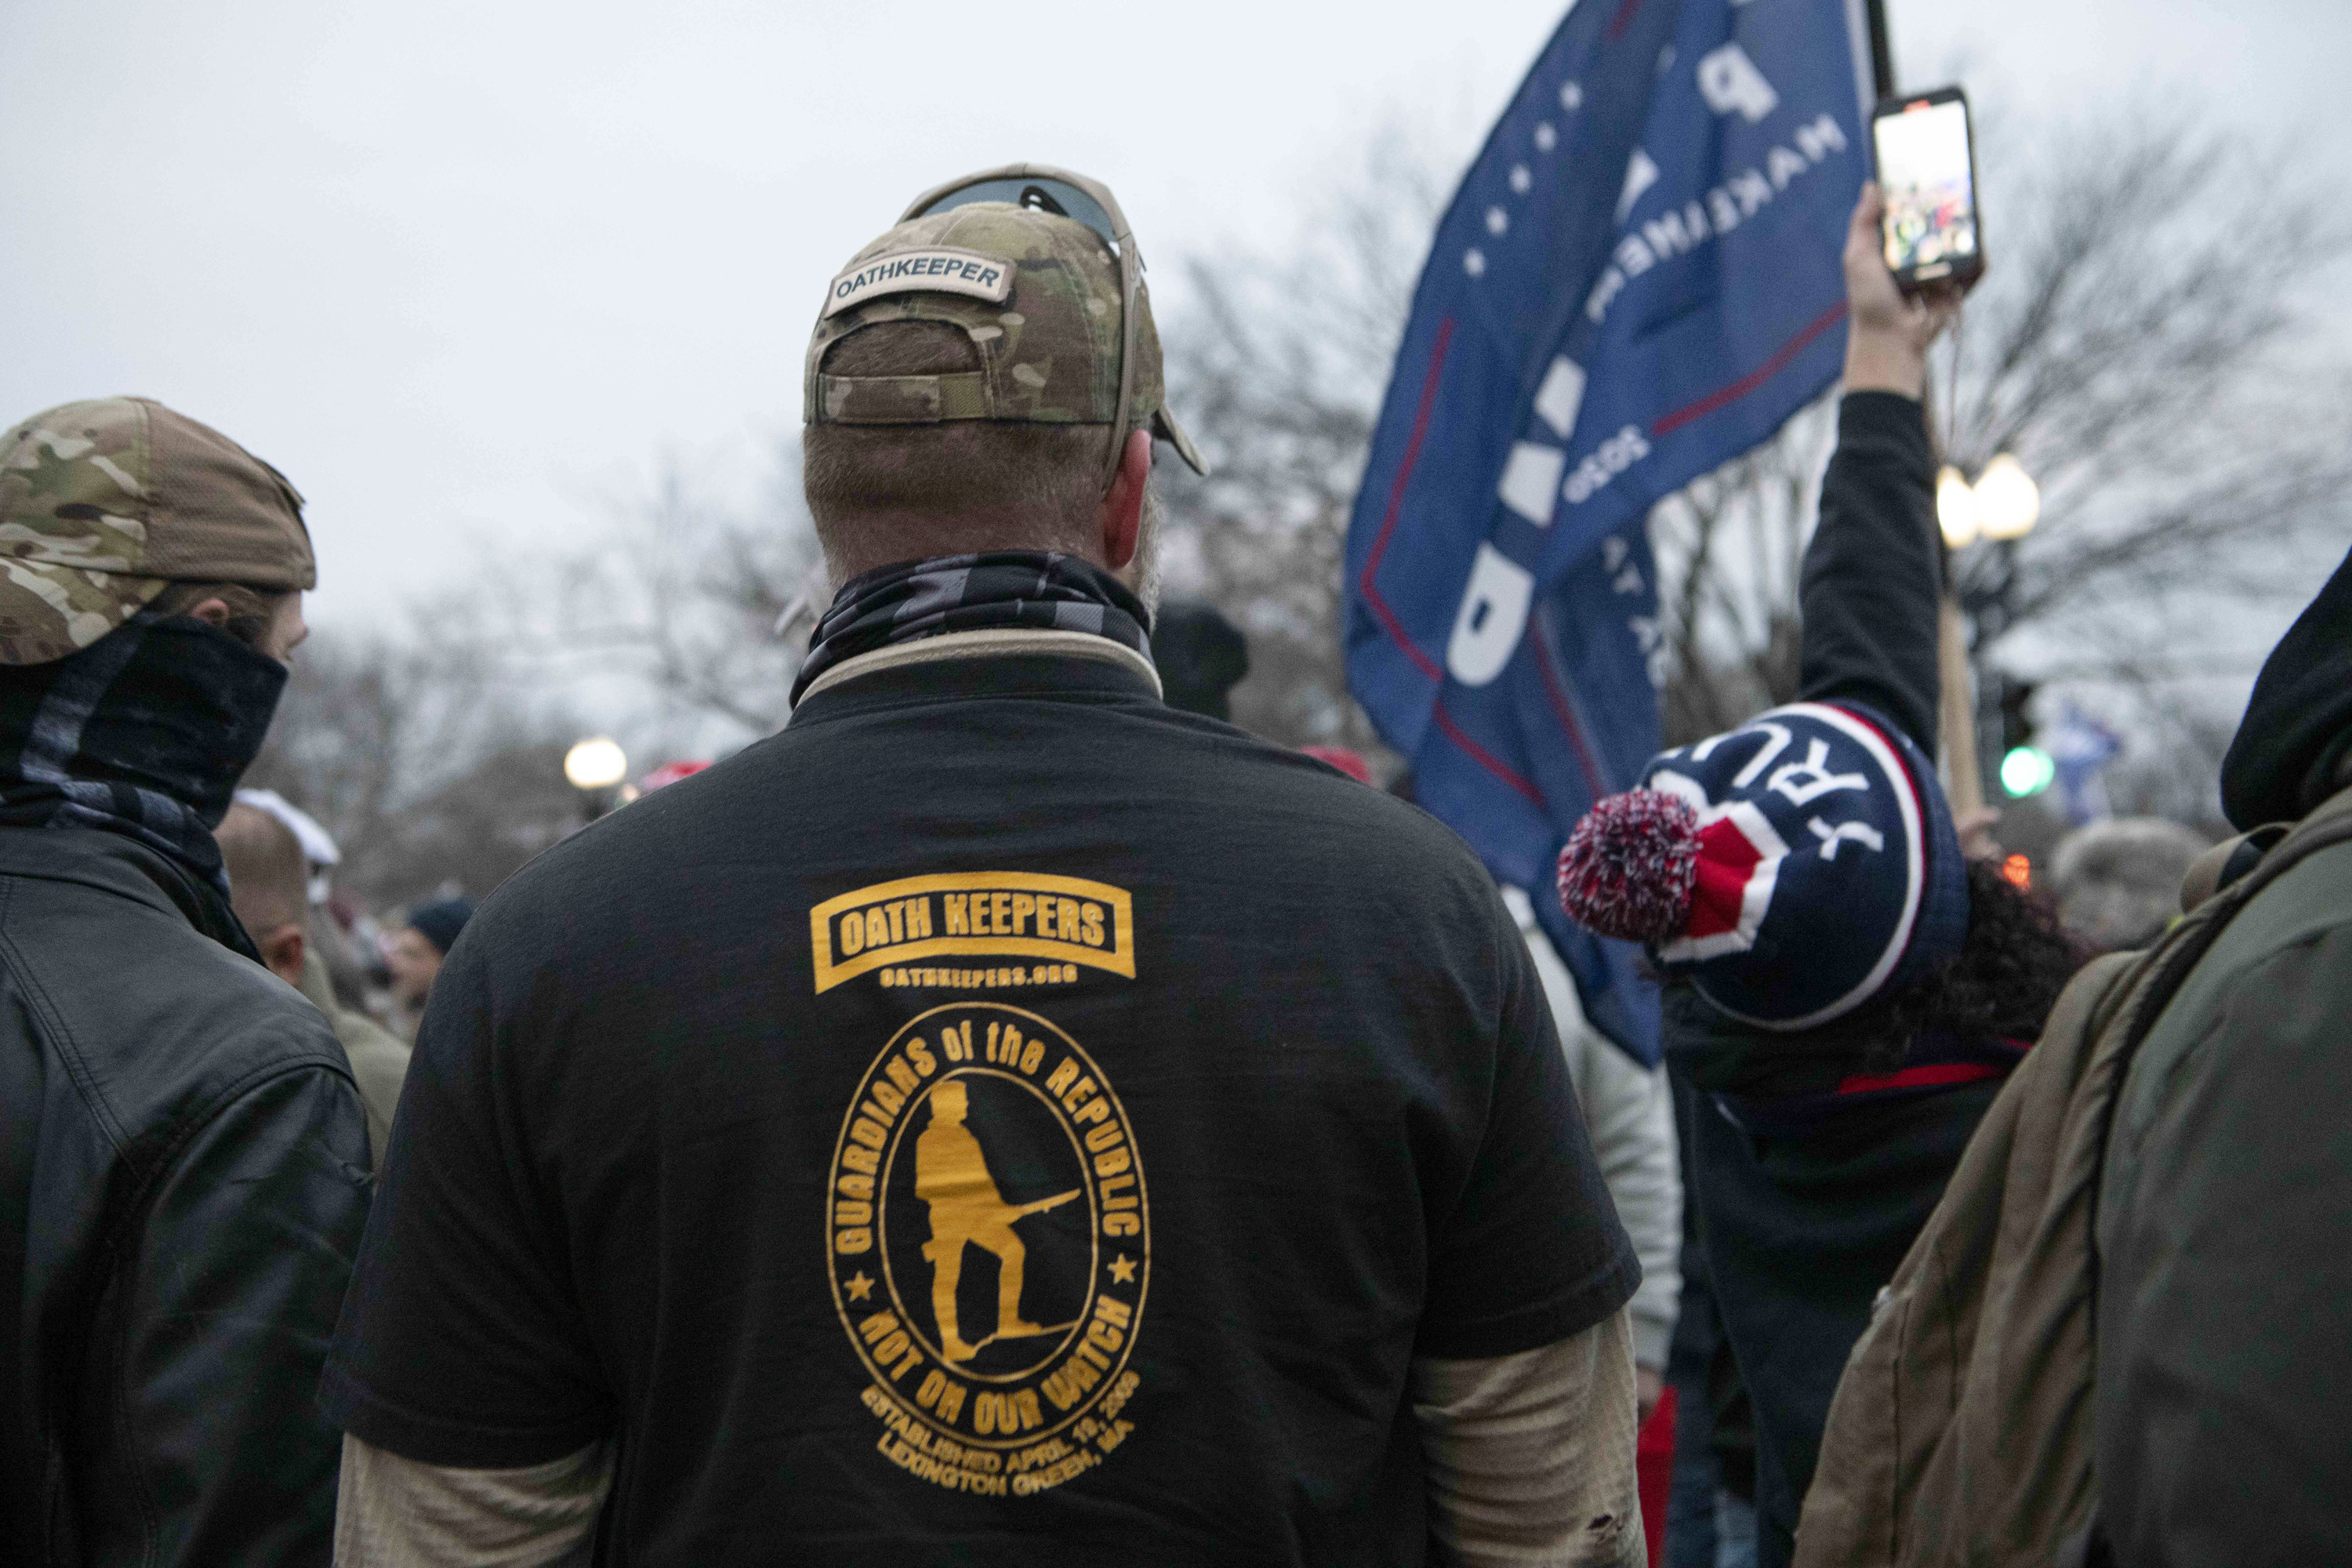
[1096, 429, 1153, 572]
[185, 597, 233, 630]
[259, 923, 307, 989]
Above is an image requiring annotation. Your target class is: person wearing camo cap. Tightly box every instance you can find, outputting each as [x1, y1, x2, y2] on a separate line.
[325, 168, 1644, 1565]
[0, 397, 372, 1565]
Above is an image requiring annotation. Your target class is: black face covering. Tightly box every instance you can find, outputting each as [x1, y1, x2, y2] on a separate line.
[0, 612, 289, 911]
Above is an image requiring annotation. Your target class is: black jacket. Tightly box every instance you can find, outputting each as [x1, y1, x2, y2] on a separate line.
[0, 828, 372, 1565]
[1669, 391, 2003, 1568]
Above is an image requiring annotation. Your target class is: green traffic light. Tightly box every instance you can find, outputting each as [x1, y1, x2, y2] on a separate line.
[2000, 745, 2056, 798]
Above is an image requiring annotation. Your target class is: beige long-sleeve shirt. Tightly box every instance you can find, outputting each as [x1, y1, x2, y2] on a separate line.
[335, 1311, 1645, 1567]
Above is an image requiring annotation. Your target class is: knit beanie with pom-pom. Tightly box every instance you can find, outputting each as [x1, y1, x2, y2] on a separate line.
[1556, 701, 1969, 1030]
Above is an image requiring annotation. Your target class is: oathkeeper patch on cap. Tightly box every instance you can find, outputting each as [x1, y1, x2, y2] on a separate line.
[804, 201, 1208, 474]
[1556, 701, 1970, 1030]
[821, 248, 1014, 318]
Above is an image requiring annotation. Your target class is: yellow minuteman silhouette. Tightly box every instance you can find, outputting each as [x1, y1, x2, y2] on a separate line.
[915, 1078, 1079, 1363]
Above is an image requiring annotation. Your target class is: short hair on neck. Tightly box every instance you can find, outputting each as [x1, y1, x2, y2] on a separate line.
[802, 321, 1107, 580]
[216, 802, 309, 936]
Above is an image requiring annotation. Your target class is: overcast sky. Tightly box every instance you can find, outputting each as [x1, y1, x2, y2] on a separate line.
[5, 0, 2346, 628]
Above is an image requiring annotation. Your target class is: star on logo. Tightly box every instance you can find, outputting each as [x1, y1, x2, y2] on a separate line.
[845, 1270, 874, 1301]
[1108, 1254, 1138, 1285]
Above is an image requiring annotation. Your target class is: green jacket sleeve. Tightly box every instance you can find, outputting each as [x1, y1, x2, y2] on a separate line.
[2096, 902, 2352, 1566]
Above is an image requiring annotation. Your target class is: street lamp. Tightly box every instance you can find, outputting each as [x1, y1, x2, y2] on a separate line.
[1938, 457, 2039, 547]
[1944, 454, 2042, 806]
[564, 737, 628, 790]
[564, 736, 629, 822]
[1973, 454, 2041, 541]
[1936, 465, 1980, 547]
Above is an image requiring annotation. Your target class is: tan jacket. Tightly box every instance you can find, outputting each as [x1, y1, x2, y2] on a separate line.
[1791, 948, 2134, 1567]
[1796, 791, 2352, 1567]
[299, 947, 411, 1170]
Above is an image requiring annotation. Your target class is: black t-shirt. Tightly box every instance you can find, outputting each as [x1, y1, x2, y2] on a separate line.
[322, 648, 1637, 1566]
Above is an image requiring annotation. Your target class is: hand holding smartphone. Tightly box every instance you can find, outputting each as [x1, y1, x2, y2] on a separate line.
[1871, 86, 1984, 294]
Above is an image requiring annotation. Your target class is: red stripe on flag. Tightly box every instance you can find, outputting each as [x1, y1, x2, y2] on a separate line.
[1358, 318, 1456, 684]
[1650, 302, 1848, 437]
[1534, 626, 1609, 800]
[1353, 321, 1544, 811]
[1434, 706, 1546, 807]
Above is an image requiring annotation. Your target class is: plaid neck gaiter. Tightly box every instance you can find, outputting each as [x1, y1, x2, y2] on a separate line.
[791, 551, 1153, 704]
[0, 613, 287, 913]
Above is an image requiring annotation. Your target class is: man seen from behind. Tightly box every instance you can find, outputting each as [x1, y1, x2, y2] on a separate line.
[219, 800, 412, 1168]
[325, 166, 1646, 1566]
[0, 397, 372, 1563]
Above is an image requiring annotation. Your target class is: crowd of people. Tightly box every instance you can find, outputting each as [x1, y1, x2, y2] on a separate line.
[212, 799, 472, 1167]
[0, 162, 2341, 1568]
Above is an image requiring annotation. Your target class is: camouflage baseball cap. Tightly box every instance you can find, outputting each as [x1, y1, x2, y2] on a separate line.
[0, 397, 314, 665]
[805, 201, 1207, 478]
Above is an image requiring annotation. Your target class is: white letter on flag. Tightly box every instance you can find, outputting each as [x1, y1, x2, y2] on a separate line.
[1696, 43, 1778, 123]
[1535, 357, 1588, 439]
[1446, 544, 1536, 687]
[1497, 443, 1566, 527]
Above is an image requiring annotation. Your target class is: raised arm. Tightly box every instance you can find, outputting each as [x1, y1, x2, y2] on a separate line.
[1795, 186, 1959, 754]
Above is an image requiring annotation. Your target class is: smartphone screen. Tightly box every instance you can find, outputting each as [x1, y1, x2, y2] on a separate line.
[1873, 93, 1980, 284]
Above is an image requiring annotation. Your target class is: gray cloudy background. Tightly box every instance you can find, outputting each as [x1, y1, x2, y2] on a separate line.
[4, 0, 2347, 628]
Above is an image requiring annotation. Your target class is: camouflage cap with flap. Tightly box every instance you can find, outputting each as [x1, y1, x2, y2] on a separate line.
[806, 202, 1207, 475]
[0, 397, 314, 665]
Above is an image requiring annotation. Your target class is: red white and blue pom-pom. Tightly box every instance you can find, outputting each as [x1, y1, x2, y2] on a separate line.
[1556, 789, 1701, 943]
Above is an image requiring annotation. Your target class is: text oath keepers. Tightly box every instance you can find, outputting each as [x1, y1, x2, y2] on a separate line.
[809, 871, 1137, 993]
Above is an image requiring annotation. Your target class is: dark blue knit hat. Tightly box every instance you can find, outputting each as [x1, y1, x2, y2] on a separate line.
[405, 894, 476, 957]
[1557, 701, 1971, 1029]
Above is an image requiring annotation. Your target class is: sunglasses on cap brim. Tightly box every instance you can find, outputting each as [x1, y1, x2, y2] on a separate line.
[902, 164, 1191, 491]
[904, 172, 1127, 257]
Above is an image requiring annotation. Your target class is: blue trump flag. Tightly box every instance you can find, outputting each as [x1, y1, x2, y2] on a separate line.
[1345, 0, 1875, 1065]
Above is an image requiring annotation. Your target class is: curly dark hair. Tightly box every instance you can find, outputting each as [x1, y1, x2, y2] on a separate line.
[1827, 857, 2092, 1073]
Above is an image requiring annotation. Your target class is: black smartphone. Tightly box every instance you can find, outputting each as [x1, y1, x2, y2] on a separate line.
[1871, 85, 1984, 292]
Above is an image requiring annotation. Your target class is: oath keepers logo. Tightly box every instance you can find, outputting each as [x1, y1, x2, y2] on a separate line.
[810, 873, 1136, 995]
[828, 1003, 1149, 1497]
